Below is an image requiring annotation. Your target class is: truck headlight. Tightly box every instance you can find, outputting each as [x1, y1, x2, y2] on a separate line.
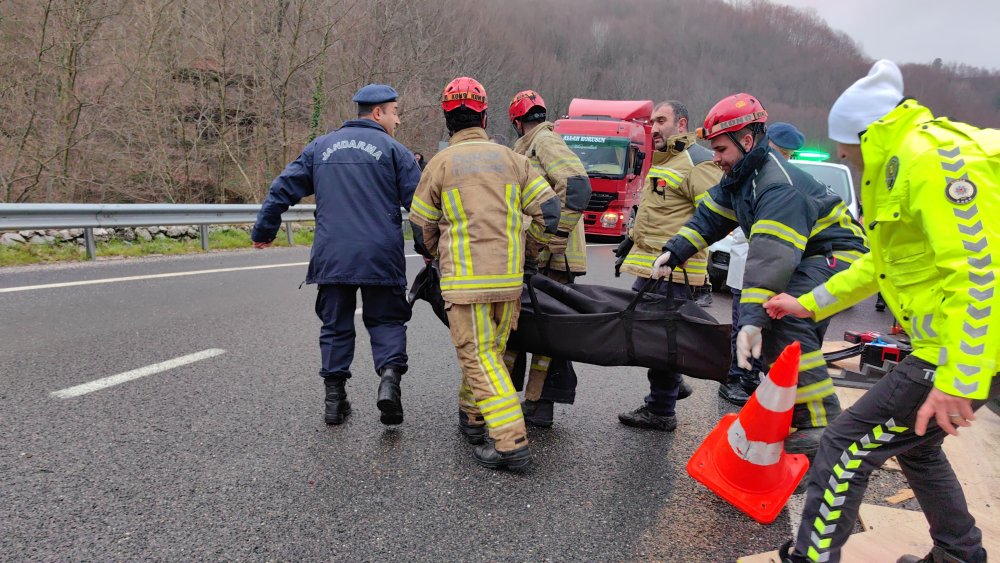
[601, 211, 620, 228]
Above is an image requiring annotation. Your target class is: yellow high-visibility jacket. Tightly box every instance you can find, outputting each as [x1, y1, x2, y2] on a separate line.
[513, 122, 592, 274]
[409, 127, 560, 304]
[622, 133, 722, 284]
[799, 100, 999, 399]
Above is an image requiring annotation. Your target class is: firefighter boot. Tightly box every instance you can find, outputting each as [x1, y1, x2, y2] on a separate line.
[778, 540, 810, 563]
[522, 399, 554, 428]
[473, 441, 531, 471]
[897, 546, 987, 563]
[785, 396, 843, 461]
[376, 366, 404, 426]
[617, 405, 677, 431]
[458, 411, 487, 445]
[324, 378, 351, 425]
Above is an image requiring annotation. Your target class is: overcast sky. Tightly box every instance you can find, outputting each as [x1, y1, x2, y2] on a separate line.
[767, 0, 1000, 71]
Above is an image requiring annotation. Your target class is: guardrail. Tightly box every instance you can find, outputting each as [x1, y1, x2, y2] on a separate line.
[0, 203, 317, 260]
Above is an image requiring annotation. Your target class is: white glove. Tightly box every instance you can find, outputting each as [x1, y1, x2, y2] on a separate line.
[736, 325, 763, 370]
[651, 251, 672, 279]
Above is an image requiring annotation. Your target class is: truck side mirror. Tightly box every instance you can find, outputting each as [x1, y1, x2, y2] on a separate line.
[633, 151, 645, 176]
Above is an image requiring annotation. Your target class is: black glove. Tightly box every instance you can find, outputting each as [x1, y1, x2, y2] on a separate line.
[523, 257, 538, 283]
[614, 253, 626, 278]
[614, 236, 634, 258]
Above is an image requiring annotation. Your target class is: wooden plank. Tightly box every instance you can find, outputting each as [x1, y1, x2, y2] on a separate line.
[738, 527, 928, 563]
[885, 488, 914, 504]
[859, 503, 1000, 554]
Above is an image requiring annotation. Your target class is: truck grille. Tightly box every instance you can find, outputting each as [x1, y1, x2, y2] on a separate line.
[586, 192, 617, 212]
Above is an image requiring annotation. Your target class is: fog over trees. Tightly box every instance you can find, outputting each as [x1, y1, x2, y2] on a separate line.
[2, 0, 997, 204]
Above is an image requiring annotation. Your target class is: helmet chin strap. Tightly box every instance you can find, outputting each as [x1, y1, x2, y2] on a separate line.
[726, 131, 749, 156]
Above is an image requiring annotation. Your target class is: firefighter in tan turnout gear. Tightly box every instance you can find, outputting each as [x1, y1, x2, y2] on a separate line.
[409, 77, 561, 470]
[614, 100, 723, 431]
[503, 89, 592, 428]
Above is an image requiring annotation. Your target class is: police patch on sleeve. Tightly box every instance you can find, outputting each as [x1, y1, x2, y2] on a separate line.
[885, 156, 899, 190]
[945, 178, 977, 204]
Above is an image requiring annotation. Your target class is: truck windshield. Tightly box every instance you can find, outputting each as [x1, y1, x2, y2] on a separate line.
[560, 135, 630, 179]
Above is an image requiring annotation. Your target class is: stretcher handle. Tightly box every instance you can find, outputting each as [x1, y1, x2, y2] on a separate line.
[627, 267, 693, 312]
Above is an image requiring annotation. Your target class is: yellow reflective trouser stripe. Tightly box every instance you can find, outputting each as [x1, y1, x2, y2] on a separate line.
[702, 194, 737, 221]
[505, 184, 522, 274]
[796, 378, 835, 403]
[441, 273, 524, 291]
[444, 189, 472, 276]
[522, 176, 549, 206]
[751, 220, 807, 250]
[679, 226, 708, 251]
[741, 287, 776, 304]
[799, 350, 827, 372]
[473, 303, 511, 397]
[530, 357, 550, 371]
[410, 195, 441, 221]
[477, 302, 521, 428]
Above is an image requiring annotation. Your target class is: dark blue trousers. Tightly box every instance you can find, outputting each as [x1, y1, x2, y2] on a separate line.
[632, 277, 688, 417]
[315, 284, 410, 381]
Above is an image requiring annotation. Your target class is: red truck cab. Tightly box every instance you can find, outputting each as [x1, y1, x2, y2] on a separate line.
[553, 99, 653, 238]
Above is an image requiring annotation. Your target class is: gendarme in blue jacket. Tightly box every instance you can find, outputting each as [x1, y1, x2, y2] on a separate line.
[252, 119, 421, 286]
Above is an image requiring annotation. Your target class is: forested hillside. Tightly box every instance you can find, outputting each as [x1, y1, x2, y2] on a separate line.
[2, 0, 997, 204]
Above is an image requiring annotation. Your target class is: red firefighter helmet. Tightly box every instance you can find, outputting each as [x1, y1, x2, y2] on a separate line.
[508, 90, 547, 123]
[697, 93, 768, 140]
[441, 77, 488, 113]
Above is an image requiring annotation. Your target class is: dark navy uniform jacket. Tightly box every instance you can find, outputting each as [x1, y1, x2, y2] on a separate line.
[252, 119, 421, 286]
[663, 144, 869, 328]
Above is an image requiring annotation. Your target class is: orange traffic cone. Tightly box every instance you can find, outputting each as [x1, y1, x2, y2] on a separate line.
[686, 341, 810, 524]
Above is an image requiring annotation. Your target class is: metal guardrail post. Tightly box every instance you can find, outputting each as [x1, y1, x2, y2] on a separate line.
[84, 228, 96, 260]
[200, 224, 210, 251]
[284, 221, 294, 246]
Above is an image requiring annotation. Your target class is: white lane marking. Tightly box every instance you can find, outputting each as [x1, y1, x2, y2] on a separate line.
[2, 246, 614, 294]
[51, 348, 226, 399]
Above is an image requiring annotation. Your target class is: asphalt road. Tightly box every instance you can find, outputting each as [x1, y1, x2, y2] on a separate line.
[0, 244, 892, 561]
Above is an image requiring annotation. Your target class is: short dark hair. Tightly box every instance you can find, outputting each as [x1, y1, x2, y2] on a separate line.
[358, 102, 391, 118]
[445, 107, 485, 133]
[734, 123, 767, 143]
[655, 100, 689, 123]
[519, 105, 546, 124]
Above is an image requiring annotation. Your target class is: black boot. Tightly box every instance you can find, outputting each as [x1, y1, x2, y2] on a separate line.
[897, 545, 985, 563]
[523, 399, 554, 428]
[376, 366, 404, 426]
[324, 378, 351, 425]
[458, 411, 487, 445]
[677, 376, 694, 400]
[473, 441, 531, 470]
[718, 379, 751, 406]
[617, 405, 677, 431]
[778, 540, 810, 563]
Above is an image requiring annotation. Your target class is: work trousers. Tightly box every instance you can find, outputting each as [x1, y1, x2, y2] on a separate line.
[316, 284, 410, 380]
[793, 355, 997, 563]
[504, 268, 577, 404]
[762, 258, 849, 430]
[447, 301, 527, 453]
[634, 277, 688, 417]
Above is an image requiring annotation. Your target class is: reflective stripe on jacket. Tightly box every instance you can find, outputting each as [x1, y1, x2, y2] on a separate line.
[409, 127, 560, 304]
[622, 133, 721, 284]
[799, 100, 999, 399]
[664, 144, 869, 328]
[514, 122, 592, 273]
